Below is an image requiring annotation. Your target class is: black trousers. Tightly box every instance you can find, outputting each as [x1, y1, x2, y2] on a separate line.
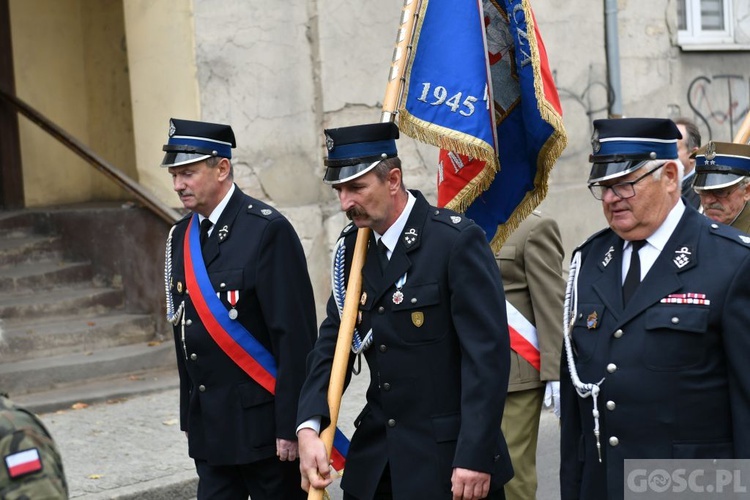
[343, 464, 506, 500]
[195, 456, 305, 500]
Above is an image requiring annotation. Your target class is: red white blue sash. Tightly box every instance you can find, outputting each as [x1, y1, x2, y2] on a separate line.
[183, 214, 349, 469]
[506, 300, 541, 371]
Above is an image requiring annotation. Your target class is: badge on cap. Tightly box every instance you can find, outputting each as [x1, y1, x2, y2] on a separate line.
[591, 128, 601, 154]
[169, 120, 176, 137]
[705, 141, 716, 161]
[326, 134, 334, 151]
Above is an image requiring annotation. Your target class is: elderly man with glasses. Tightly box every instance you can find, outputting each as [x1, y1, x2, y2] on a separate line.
[692, 141, 750, 234]
[560, 118, 750, 500]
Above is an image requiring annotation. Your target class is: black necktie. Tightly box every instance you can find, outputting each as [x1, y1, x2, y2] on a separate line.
[623, 240, 645, 305]
[200, 219, 213, 247]
[377, 238, 389, 273]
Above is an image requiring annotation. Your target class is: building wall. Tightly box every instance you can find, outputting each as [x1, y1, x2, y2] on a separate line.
[8, 0, 750, 319]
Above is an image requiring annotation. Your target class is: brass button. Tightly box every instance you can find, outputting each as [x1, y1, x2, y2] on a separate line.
[382, 383, 391, 391]
[410, 298, 417, 304]
[606, 400, 616, 411]
[387, 419, 396, 427]
[186, 319, 193, 326]
[606, 363, 617, 373]
[379, 344, 387, 353]
[220, 283, 227, 289]
[378, 306, 385, 314]
[613, 329, 623, 338]
[198, 385, 206, 392]
[671, 317, 679, 324]
[609, 436, 619, 446]
[190, 353, 198, 361]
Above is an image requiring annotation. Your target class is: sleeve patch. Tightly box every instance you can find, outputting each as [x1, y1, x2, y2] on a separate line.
[5, 448, 42, 478]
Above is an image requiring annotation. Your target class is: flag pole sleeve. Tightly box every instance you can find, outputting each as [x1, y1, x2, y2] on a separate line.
[307, 2, 421, 498]
[734, 111, 750, 144]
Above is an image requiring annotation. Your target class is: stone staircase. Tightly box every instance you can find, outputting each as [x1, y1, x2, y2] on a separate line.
[0, 208, 178, 413]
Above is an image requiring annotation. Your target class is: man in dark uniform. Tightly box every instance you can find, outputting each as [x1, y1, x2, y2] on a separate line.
[693, 141, 750, 234]
[0, 393, 68, 499]
[162, 118, 317, 499]
[297, 122, 513, 500]
[560, 118, 750, 500]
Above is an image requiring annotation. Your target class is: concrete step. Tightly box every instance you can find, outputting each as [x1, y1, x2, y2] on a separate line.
[0, 286, 124, 319]
[0, 233, 64, 267]
[0, 259, 93, 292]
[0, 341, 176, 399]
[12, 366, 179, 415]
[0, 312, 157, 361]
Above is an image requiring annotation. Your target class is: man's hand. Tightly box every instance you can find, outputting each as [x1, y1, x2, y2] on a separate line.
[276, 438, 298, 461]
[544, 380, 561, 418]
[297, 428, 333, 492]
[451, 467, 490, 500]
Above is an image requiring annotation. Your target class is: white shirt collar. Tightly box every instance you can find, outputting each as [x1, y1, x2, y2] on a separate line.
[374, 191, 416, 257]
[642, 198, 685, 252]
[199, 183, 235, 234]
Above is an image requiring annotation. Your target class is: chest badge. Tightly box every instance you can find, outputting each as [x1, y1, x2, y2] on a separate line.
[586, 311, 598, 329]
[411, 311, 424, 327]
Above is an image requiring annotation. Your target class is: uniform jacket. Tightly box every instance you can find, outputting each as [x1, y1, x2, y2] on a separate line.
[731, 202, 750, 234]
[168, 186, 317, 465]
[298, 191, 513, 500]
[560, 207, 750, 500]
[496, 212, 564, 391]
[0, 395, 68, 498]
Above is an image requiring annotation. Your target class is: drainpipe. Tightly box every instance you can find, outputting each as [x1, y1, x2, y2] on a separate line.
[604, 0, 623, 118]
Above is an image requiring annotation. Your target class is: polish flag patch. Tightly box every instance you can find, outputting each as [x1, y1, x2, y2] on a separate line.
[4, 448, 43, 478]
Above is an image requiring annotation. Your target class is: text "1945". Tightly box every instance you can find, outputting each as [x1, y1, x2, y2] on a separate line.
[417, 82, 489, 117]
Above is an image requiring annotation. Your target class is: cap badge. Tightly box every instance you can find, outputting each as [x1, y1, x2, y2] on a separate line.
[673, 246, 692, 268]
[705, 141, 716, 161]
[325, 133, 334, 151]
[591, 128, 601, 154]
[168, 120, 176, 137]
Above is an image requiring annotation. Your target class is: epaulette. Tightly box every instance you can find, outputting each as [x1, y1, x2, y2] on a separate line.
[573, 226, 610, 252]
[431, 208, 472, 231]
[172, 212, 191, 227]
[706, 221, 750, 248]
[245, 202, 281, 220]
[338, 222, 358, 239]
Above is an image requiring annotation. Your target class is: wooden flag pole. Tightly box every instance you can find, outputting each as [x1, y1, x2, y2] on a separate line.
[733, 111, 750, 144]
[307, 1, 421, 499]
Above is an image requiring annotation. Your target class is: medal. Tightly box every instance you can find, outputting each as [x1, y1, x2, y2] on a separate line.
[392, 273, 407, 305]
[227, 290, 239, 320]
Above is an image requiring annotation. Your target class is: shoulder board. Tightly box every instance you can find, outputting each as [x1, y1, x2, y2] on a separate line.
[172, 212, 191, 228]
[431, 208, 472, 231]
[338, 222, 358, 239]
[245, 202, 280, 220]
[707, 222, 750, 248]
[574, 226, 610, 252]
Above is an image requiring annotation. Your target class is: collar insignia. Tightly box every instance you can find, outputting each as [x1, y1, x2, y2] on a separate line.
[602, 246, 614, 267]
[673, 246, 692, 268]
[403, 228, 419, 247]
[218, 225, 229, 242]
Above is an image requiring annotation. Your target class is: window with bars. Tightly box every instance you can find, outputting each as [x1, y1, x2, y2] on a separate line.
[677, 0, 735, 47]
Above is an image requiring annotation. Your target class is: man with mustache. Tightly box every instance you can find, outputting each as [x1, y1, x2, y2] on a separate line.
[692, 141, 750, 234]
[297, 122, 514, 499]
[162, 118, 316, 499]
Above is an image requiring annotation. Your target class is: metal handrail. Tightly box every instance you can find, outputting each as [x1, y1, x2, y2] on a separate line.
[0, 87, 180, 224]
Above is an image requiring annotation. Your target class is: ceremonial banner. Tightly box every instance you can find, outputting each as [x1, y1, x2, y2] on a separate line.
[400, 0, 567, 251]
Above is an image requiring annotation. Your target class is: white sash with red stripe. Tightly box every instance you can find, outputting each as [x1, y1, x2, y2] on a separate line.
[505, 300, 540, 371]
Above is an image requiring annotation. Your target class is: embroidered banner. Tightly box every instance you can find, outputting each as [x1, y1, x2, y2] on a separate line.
[400, 0, 567, 251]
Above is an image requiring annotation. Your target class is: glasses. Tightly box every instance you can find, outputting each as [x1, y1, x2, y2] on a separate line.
[695, 184, 740, 199]
[588, 163, 665, 201]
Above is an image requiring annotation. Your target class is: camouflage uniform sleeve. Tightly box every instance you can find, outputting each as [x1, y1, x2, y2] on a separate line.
[0, 397, 68, 499]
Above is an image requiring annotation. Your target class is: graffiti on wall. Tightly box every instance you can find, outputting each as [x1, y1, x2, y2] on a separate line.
[687, 74, 750, 142]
